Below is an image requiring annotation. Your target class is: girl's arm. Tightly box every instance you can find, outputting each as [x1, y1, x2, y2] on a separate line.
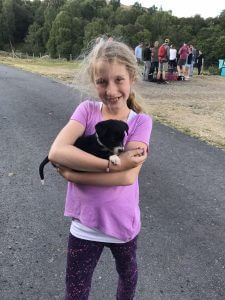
[58, 166, 141, 186]
[49, 120, 145, 172]
[58, 141, 148, 186]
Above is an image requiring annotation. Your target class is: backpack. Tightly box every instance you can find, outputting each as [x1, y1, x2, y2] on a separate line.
[158, 45, 166, 61]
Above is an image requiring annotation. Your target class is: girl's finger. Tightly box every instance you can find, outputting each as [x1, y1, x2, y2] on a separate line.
[130, 148, 144, 156]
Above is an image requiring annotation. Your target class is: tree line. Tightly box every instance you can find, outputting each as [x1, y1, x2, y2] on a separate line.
[0, 0, 225, 66]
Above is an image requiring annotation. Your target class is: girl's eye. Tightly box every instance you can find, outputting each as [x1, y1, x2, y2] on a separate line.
[96, 79, 107, 85]
[116, 78, 124, 83]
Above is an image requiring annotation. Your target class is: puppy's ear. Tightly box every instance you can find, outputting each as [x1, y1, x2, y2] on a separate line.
[95, 121, 107, 136]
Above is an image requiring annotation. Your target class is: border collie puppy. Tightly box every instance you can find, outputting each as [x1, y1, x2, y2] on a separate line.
[39, 119, 129, 184]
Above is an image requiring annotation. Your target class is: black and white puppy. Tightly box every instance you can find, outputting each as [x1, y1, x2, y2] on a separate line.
[39, 119, 129, 184]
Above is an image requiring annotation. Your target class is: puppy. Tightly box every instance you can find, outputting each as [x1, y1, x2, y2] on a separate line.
[39, 119, 129, 184]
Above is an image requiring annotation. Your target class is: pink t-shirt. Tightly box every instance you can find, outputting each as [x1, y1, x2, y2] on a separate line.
[64, 100, 152, 241]
[179, 45, 189, 60]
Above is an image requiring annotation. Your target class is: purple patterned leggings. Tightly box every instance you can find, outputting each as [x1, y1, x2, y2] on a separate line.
[65, 234, 138, 300]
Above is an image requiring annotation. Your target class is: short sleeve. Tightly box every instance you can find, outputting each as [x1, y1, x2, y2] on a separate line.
[127, 114, 153, 148]
[70, 100, 90, 128]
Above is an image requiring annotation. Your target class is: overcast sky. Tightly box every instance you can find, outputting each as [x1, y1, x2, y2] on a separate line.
[121, 0, 225, 19]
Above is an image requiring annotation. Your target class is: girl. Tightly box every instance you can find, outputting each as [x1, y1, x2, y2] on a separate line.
[48, 37, 153, 300]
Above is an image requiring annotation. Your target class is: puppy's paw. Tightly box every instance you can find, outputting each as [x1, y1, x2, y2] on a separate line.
[109, 155, 121, 165]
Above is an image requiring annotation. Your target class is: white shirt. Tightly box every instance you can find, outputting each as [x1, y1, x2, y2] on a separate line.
[170, 48, 177, 60]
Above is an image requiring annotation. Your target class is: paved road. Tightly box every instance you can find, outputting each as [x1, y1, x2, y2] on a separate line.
[1, 64, 225, 300]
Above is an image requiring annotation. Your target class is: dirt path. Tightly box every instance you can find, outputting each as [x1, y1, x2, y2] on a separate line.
[1, 57, 224, 149]
[136, 75, 225, 149]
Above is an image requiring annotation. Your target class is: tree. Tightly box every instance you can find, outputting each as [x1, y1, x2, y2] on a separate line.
[111, 24, 124, 39]
[13, 0, 34, 42]
[195, 24, 224, 65]
[1, 0, 15, 45]
[121, 23, 149, 48]
[83, 18, 109, 46]
[0, 0, 224, 68]
[99, 4, 115, 26]
[71, 17, 86, 57]
[148, 5, 158, 15]
[115, 7, 131, 25]
[25, 22, 45, 55]
[42, 0, 65, 45]
[109, 0, 120, 11]
[47, 10, 73, 59]
[218, 9, 225, 28]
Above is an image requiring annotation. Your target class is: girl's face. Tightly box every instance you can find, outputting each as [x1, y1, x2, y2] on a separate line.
[94, 60, 134, 112]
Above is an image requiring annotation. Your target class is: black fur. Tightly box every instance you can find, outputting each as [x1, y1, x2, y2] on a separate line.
[39, 119, 129, 183]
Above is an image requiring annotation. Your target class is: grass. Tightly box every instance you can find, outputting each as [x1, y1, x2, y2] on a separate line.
[0, 56, 79, 82]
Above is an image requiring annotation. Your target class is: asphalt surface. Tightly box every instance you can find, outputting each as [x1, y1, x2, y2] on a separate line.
[0, 64, 225, 300]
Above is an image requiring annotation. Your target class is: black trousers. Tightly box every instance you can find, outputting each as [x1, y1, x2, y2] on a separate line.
[197, 64, 202, 75]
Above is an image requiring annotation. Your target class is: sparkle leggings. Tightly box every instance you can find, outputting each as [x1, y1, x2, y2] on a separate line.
[65, 233, 138, 300]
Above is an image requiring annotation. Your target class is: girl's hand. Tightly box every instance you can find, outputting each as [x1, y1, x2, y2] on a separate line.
[112, 148, 147, 171]
[57, 166, 73, 181]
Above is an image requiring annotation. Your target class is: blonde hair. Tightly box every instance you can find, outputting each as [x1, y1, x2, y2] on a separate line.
[76, 37, 145, 114]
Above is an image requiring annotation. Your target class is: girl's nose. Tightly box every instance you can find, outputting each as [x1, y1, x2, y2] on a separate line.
[106, 81, 117, 96]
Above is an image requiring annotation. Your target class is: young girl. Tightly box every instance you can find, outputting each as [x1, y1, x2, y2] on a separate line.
[48, 37, 153, 300]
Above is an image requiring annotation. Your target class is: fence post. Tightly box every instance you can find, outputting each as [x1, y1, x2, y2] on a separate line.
[70, 54, 72, 61]
[33, 53, 34, 59]
[40, 53, 41, 58]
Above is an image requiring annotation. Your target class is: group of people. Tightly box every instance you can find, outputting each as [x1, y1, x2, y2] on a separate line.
[135, 39, 204, 83]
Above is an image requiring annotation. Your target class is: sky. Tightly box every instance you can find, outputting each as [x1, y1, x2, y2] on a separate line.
[121, 0, 225, 19]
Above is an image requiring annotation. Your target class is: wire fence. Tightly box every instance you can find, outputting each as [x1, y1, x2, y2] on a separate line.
[0, 50, 74, 61]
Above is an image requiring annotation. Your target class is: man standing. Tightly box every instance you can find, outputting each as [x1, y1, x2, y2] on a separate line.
[190, 44, 197, 77]
[169, 44, 177, 73]
[157, 38, 170, 84]
[135, 42, 143, 65]
[143, 42, 151, 81]
[177, 42, 189, 78]
[196, 50, 204, 75]
[150, 41, 159, 78]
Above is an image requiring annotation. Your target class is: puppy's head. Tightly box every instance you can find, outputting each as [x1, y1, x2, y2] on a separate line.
[95, 120, 129, 154]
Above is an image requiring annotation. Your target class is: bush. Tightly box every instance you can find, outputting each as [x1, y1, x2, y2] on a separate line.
[208, 65, 220, 75]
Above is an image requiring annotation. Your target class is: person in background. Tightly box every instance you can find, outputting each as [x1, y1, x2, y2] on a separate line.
[196, 50, 204, 75]
[177, 42, 189, 79]
[189, 44, 197, 76]
[150, 41, 159, 79]
[135, 42, 143, 65]
[169, 44, 177, 73]
[143, 42, 151, 81]
[185, 46, 193, 80]
[157, 38, 170, 84]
